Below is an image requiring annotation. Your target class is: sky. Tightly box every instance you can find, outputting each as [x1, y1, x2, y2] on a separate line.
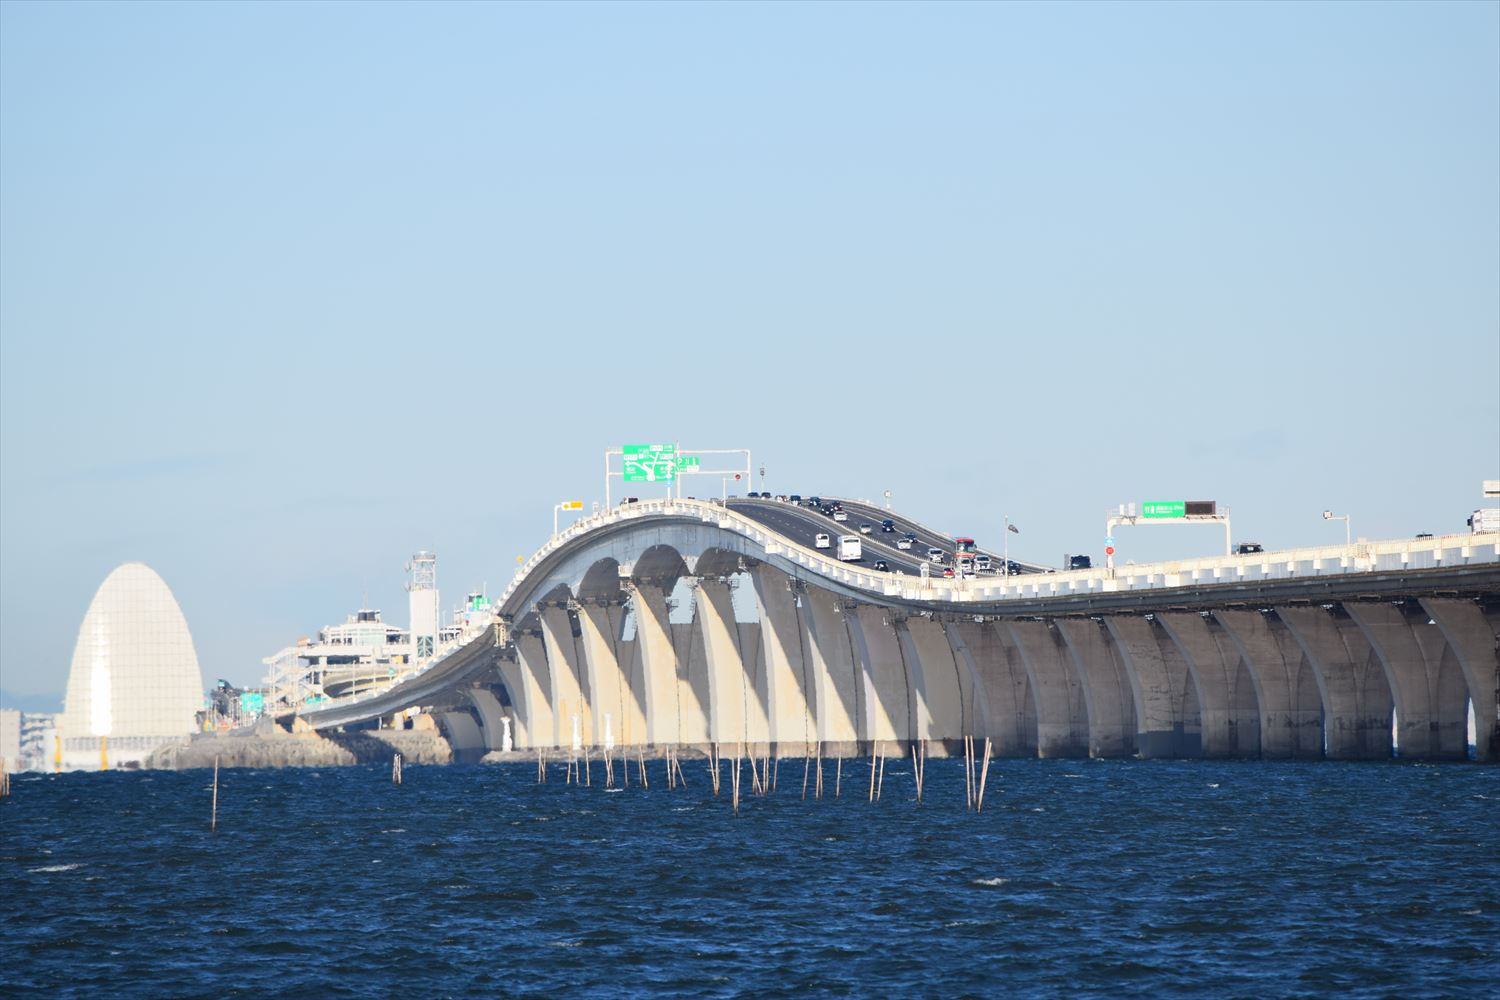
[1, 1, 1497, 709]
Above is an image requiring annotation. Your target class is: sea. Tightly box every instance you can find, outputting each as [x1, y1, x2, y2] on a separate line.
[2, 757, 1497, 998]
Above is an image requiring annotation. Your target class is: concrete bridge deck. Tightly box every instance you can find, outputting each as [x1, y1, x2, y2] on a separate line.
[286, 498, 1500, 763]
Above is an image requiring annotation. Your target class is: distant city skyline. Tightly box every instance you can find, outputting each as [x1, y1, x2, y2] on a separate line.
[2, 1, 1497, 704]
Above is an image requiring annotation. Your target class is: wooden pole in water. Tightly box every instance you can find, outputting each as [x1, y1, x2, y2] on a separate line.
[801, 751, 810, 800]
[211, 756, 219, 832]
[835, 756, 842, 799]
[877, 751, 886, 800]
[771, 754, 778, 793]
[977, 738, 993, 813]
[731, 753, 741, 815]
[868, 744, 878, 802]
[964, 736, 973, 810]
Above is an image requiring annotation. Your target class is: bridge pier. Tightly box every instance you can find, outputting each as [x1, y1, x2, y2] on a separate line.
[1105, 615, 1200, 758]
[748, 566, 815, 752]
[513, 628, 556, 749]
[1004, 620, 1089, 758]
[628, 583, 689, 748]
[847, 606, 912, 745]
[800, 586, 861, 753]
[1277, 606, 1393, 759]
[539, 604, 591, 752]
[1156, 612, 1262, 758]
[465, 685, 510, 752]
[697, 579, 763, 748]
[1420, 597, 1498, 761]
[1343, 602, 1469, 760]
[899, 617, 968, 754]
[1054, 619, 1137, 758]
[1212, 610, 1325, 758]
[945, 619, 1035, 757]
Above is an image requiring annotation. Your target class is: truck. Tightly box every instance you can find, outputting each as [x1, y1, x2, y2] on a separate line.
[838, 535, 863, 562]
[1470, 508, 1500, 534]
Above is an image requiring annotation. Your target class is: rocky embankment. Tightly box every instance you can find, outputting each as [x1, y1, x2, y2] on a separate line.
[147, 717, 453, 770]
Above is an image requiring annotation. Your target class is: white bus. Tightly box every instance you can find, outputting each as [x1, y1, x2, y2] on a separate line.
[838, 535, 863, 562]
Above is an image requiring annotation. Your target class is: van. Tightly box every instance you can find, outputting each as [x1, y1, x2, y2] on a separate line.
[927, 547, 944, 563]
[814, 533, 831, 549]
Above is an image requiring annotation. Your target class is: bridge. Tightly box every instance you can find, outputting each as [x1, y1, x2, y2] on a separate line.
[289, 496, 1500, 762]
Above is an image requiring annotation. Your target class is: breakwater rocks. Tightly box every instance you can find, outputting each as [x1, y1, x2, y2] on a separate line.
[147, 718, 453, 770]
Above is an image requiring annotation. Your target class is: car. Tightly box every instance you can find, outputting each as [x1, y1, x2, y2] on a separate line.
[896, 537, 913, 550]
[873, 559, 890, 572]
[833, 510, 849, 522]
[1415, 532, 1433, 539]
[1006, 560, 1022, 575]
[619, 497, 640, 505]
[859, 523, 873, 534]
[975, 554, 992, 570]
[789, 494, 802, 502]
[1234, 543, 1264, 555]
[814, 533, 831, 549]
[942, 567, 955, 578]
[1068, 555, 1092, 570]
[927, 547, 944, 563]
[881, 519, 896, 532]
[808, 496, 822, 506]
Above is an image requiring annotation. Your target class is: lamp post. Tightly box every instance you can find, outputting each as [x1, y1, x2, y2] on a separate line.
[884, 490, 892, 511]
[1004, 515, 1018, 575]
[1322, 509, 1351, 546]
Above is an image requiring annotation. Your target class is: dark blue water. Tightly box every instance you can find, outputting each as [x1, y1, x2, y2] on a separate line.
[3, 758, 1497, 998]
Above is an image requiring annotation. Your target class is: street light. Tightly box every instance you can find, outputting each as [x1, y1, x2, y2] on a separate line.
[1004, 515, 1019, 575]
[884, 490, 892, 511]
[1322, 509, 1351, 546]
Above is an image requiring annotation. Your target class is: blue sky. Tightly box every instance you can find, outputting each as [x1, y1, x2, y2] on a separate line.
[2, 1, 1496, 707]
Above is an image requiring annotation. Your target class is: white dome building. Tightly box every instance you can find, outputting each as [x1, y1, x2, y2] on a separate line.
[59, 563, 204, 770]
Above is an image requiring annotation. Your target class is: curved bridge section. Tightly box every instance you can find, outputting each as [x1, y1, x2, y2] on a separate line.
[296, 498, 1500, 762]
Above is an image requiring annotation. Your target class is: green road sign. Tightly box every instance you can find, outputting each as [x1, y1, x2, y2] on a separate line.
[1141, 501, 1186, 518]
[624, 443, 677, 482]
[676, 455, 699, 471]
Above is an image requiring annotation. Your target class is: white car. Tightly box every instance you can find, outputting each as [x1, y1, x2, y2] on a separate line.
[859, 523, 873, 535]
[814, 533, 831, 549]
[927, 547, 945, 563]
[833, 510, 849, 522]
[896, 537, 913, 550]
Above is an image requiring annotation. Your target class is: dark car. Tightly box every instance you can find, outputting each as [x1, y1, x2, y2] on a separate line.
[1006, 560, 1022, 575]
[1234, 543, 1264, 554]
[881, 519, 895, 532]
[873, 559, 890, 572]
[1067, 555, 1092, 570]
[789, 494, 802, 502]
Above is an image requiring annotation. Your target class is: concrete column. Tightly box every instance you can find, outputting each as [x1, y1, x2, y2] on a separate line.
[1156, 612, 1261, 758]
[1420, 596, 1498, 761]
[1104, 615, 1198, 757]
[1277, 605, 1393, 759]
[495, 651, 537, 749]
[436, 711, 486, 763]
[539, 605, 591, 749]
[747, 565, 814, 750]
[513, 631, 556, 748]
[1054, 619, 1137, 758]
[847, 606, 911, 745]
[629, 585, 687, 746]
[1343, 602, 1469, 760]
[898, 616, 967, 746]
[670, 617, 713, 748]
[800, 585, 860, 750]
[696, 579, 760, 748]
[576, 601, 645, 748]
[465, 686, 509, 752]
[1003, 620, 1089, 758]
[946, 619, 1034, 756]
[1212, 610, 1325, 758]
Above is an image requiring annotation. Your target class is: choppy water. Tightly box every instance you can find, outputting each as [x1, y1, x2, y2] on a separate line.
[3, 758, 1497, 998]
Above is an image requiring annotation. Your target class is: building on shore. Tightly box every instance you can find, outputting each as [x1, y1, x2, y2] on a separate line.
[58, 563, 204, 770]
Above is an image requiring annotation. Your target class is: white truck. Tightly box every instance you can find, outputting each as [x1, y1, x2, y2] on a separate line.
[838, 535, 863, 561]
[1469, 508, 1500, 534]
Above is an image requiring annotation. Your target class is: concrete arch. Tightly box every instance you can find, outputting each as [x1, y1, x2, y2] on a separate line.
[1054, 618, 1137, 758]
[1277, 606, 1394, 759]
[1155, 612, 1261, 757]
[1343, 602, 1469, 759]
[1211, 609, 1325, 758]
[1004, 620, 1089, 758]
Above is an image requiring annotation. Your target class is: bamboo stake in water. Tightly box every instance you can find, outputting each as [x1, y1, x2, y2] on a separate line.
[802, 751, 811, 800]
[639, 749, 648, 789]
[964, 736, 974, 810]
[211, 756, 220, 832]
[815, 744, 824, 799]
[976, 738, 993, 813]
[877, 751, 886, 801]
[771, 755, 778, 793]
[835, 757, 842, 799]
[732, 753, 741, 815]
[868, 744, 878, 802]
